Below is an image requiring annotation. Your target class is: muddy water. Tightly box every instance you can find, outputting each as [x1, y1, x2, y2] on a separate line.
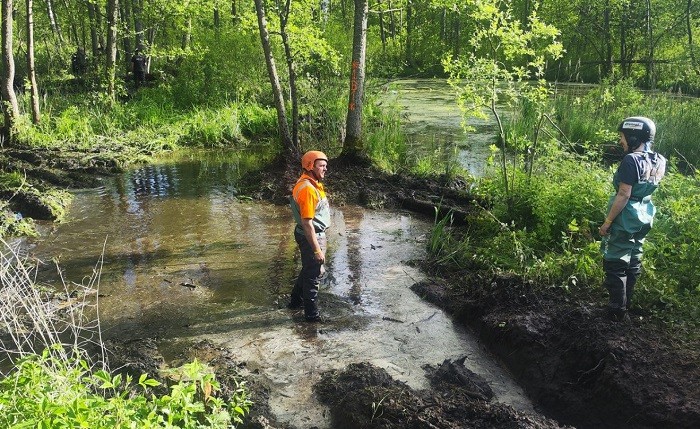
[27, 153, 532, 427]
[382, 78, 499, 177]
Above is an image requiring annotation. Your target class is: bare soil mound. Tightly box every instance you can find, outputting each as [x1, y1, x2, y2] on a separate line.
[315, 361, 567, 429]
[412, 275, 700, 429]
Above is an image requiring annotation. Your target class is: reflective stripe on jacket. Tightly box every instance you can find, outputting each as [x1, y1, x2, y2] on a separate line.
[290, 175, 330, 233]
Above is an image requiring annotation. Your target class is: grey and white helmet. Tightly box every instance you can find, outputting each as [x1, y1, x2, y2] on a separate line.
[618, 116, 656, 152]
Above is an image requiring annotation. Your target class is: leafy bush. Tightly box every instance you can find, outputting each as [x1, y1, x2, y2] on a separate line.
[0, 348, 252, 429]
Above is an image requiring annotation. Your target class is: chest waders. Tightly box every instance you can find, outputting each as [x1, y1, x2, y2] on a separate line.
[602, 152, 665, 316]
[289, 179, 331, 321]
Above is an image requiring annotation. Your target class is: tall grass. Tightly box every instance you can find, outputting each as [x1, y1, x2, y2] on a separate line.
[554, 79, 700, 169]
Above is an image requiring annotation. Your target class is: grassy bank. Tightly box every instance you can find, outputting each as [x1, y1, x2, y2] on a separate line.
[424, 80, 700, 334]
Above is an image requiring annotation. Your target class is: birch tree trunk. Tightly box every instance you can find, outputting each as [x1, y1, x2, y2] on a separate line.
[342, 0, 368, 156]
[46, 0, 63, 43]
[279, 0, 300, 149]
[253, 0, 294, 155]
[121, 0, 132, 66]
[27, 0, 40, 123]
[1, 0, 19, 137]
[106, 0, 118, 100]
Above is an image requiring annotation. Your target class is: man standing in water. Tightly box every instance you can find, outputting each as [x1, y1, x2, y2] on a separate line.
[289, 151, 330, 322]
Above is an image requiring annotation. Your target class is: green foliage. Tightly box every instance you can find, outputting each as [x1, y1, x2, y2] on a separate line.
[429, 145, 700, 328]
[0, 349, 252, 429]
[444, 0, 563, 200]
[364, 100, 408, 173]
[554, 79, 700, 169]
[639, 170, 700, 324]
[554, 79, 644, 150]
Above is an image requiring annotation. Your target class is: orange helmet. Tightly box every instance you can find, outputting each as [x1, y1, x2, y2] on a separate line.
[301, 150, 328, 171]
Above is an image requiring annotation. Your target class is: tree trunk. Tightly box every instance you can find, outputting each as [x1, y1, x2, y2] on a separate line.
[105, 0, 118, 100]
[319, 0, 329, 25]
[121, 0, 133, 66]
[405, 0, 413, 68]
[603, 0, 612, 78]
[279, 0, 300, 149]
[645, 0, 655, 89]
[377, 0, 386, 53]
[620, 10, 627, 77]
[253, 0, 294, 155]
[87, 1, 99, 62]
[231, 0, 239, 24]
[133, 0, 144, 51]
[214, 6, 220, 28]
[45, 0, 63, 43]
[26, 0, 40, 123]
[95, 2, 105, 51]
[389, 0, 396, 37]
[688, 0, 697, 68]
[343, 0, 368, 156]
[441, 7, 446, 40]
[181, 16, 191, 50]
[59, 0, 78, 44]
[1, 0, 19, 137]
[452, 11, 460, 57]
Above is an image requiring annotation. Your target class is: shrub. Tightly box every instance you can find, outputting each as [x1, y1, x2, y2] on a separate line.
[0, 348, 251, 429]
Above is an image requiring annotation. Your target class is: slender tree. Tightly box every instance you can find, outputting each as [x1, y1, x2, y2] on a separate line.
[121, 0, 133, 67]
[87, 1, 99, 64]
[27, 0, 40, 123]
[105, 0, 119, 100]
[278, 0, 300, 148]
[688, 0, 697, 68]
[133, 0, 144, 51]
[45, 0, 63, 43]
[645, 0, 655, 88]
[342, 0, 368, 157]
[1, 0, 19, 137]
[253, 0, 294, 156]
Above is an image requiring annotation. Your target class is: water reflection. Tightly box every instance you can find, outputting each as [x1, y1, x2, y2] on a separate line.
[383, 78, 498, 177]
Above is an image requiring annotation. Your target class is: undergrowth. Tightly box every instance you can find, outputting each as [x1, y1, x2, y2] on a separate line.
[421, 79, 700, 334]
[0, 240, 252, 427]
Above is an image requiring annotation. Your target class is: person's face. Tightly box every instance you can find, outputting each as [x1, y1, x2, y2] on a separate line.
[311, 160, 327, 180]
[618, 132, 629, 152]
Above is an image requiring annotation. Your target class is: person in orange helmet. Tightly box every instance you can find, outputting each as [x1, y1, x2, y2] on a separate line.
[289, 151, 330, 322]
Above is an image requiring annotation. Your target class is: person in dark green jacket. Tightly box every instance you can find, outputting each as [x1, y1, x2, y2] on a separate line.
[598, 117, 666, 322]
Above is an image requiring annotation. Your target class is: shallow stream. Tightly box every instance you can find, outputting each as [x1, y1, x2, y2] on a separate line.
[22, 81, 536, 428]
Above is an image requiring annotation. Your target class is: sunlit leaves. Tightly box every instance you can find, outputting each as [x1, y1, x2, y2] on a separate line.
[0, 350, 251, 428]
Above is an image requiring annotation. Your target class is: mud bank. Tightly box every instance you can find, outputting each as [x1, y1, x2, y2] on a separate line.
[411, 275, 700, 429]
